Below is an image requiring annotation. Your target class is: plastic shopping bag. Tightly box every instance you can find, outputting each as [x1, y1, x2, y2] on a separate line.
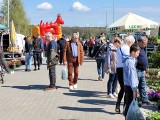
[61, 67, 68, 80]
[126, 99, 145, 120]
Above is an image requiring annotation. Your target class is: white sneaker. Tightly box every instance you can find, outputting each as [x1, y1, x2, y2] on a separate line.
[10, 71, 14, 74]
[69, 85, 74, 90]
[73, 84, 77, 89]
[108, 94, 115, 99]
[113, 93, 118, 98]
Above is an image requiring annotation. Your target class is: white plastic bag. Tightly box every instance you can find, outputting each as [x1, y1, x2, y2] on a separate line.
[61, 66, 68, 80]
[126, 99, 145, 120]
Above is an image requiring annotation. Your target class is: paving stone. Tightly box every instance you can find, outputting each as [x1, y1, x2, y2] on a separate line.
[1, 57, 155, 120]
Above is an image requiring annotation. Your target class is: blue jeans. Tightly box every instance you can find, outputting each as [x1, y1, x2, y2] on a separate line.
[107, 73, 117, 95]
[137, 70, 149, 102]
[25, 53, 33, 70]
[96, 58, 105, 78]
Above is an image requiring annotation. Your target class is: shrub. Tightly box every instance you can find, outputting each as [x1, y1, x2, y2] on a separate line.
[148, 51, 160, 68]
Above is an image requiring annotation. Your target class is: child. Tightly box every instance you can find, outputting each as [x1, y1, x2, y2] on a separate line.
[106, 39, 121, 98]
[123, 43, 140, 117]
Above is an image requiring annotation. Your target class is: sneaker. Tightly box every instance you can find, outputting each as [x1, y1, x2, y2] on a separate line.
[10, 71, 14, 74]
[34, 68, 37, 71]
[73, 84, 77, 89]
[8, 71, 14, 74]
[98, 76, 102, 81]
[113, 93, 118, 98]
[108, 94, 115, 99]
[44, 86, 56, 91]
[69, 85, 74, 90]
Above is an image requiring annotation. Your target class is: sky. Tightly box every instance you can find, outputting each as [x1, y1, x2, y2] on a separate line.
[1, 0, 160, 27]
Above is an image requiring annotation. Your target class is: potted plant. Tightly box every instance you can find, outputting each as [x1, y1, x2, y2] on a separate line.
[146, 112, 160, 120]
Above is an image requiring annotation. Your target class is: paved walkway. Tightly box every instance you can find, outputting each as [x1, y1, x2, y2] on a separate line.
[0, 57, 156, 120]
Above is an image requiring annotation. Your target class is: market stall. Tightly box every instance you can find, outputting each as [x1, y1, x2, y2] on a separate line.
[107, 13, 159, 33]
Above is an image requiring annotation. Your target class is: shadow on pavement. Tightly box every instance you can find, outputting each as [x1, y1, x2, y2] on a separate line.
[63, 90, 107, 98]
[78, 78, 99, 81]
[140, 104, 157, 111]
[78, 99, 116, 106]
[1, 85, 47, 90]
[58, 106, 107, 113]
[58, 106, 116, 115]
[56, 86, 69, 89]
[1, 85, 68, 90]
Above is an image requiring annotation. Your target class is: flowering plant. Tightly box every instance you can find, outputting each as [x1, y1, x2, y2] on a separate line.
[147, 90, 160, 101]
[7, 59, 22, 69]
[146, 111, 160, 120]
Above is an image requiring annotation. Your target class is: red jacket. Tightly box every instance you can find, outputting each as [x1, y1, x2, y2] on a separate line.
[89, 38, 95, 47]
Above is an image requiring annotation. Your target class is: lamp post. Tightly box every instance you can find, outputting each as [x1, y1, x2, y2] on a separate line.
[103, 7, 111, 28]
[106, 10, 108, 27]
[113, 0, 114, 23]
[7, 0, 10, 28]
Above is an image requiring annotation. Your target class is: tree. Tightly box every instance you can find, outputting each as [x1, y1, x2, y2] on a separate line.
[1, 0, 30, 35]
[62, 27, 106, 40]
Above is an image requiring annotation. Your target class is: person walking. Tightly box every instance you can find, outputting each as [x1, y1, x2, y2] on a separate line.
[92, 37, 107, 81]
[115, 35, 135, 113]
[32, 35, 43, 71]
[123, 44, 140, 117]
[83, 40, 88, 56]
[0, 50, 13, 74]
[37, 34, 44, 65]
[136, 35, 151, 105]
[63, 33, 84, 90]
[24, 36, 33, 72]
[44, 32, 58, 90]
[88, 37, 95, 57]
[57, 34, 66, 65]
[106, 39, 121, 98]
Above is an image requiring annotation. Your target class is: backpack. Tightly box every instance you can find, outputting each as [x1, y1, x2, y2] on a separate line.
[92, 43, 105, 58]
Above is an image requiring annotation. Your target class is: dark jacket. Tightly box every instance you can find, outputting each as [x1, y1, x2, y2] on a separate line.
[136, 48, 148, 70]
[25, 41, 33, 53]
[33, 39, 43, 53]
[92, 42, 107, 59]
[57, 38, 66, 53]
[46, 40, 58, 68]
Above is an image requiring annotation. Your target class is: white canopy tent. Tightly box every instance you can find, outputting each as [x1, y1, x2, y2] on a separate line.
[107, 13, 159, 33]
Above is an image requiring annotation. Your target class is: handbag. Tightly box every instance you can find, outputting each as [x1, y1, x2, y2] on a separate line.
[61, 66, 68, 80]
[47, 49, 59, 69]
[51, 55, 59, 65]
